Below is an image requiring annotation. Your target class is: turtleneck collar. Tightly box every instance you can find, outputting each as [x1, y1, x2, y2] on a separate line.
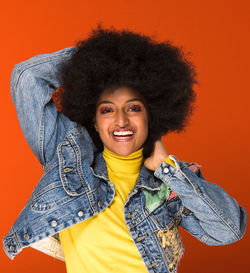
[102, 146, 143, 175]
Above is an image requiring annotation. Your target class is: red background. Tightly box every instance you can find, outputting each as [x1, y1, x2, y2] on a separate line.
[1, 0, 249, 272]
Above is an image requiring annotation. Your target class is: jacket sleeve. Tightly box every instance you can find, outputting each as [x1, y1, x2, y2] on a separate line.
[154, 155, 247, 245]
[10, 47, 77, 166]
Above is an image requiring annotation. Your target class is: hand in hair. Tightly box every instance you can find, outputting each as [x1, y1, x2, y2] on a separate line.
[143, 139, 169, 171]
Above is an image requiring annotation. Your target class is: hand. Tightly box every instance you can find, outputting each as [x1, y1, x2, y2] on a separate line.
[144, 138, 169, 171]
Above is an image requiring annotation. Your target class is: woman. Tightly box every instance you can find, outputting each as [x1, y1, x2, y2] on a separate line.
[3, 25, 247, 273]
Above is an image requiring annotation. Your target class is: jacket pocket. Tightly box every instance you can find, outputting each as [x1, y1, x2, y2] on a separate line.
[57, 137, 89, 196]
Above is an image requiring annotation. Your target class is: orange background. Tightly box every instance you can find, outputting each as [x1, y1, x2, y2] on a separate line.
[1, 0, 249, 272]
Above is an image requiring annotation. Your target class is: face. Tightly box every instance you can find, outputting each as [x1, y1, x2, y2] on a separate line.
[94, 87, 149, 156]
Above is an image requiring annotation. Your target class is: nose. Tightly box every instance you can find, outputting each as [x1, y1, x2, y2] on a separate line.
[115, 110, 129, 127]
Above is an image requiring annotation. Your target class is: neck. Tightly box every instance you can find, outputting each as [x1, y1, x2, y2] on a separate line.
[103, 146, 143, 175]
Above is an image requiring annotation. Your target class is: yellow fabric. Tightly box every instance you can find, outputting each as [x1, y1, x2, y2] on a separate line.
[59, 148, 176, 273]
[59, 146, 147, 273]
[164, 156, 176, 167]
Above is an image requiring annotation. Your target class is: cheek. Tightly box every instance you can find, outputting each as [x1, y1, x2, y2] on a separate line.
[95, 116, 109, 136]
[144, 124, 149, 139]
[138, 117, 149, 139]
[94, 114, 103, 132]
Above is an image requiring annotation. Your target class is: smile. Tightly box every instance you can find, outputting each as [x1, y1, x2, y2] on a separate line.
[113, 130, 134, 136]
[112, 130, 135, 141]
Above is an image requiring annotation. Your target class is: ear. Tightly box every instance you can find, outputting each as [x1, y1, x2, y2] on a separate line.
[93, 117, 99, 132]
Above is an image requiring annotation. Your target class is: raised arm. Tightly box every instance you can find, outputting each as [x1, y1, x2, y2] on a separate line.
[11, 47, 77, 166]
[146, 139, 247, 245]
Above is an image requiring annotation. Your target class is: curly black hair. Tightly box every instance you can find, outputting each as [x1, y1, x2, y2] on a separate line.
[60, 24, 197, 158]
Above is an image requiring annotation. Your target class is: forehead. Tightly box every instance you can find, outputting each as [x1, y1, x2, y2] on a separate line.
[98, 87, 142, 103]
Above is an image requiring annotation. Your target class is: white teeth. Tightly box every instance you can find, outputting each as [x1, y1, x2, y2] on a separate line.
[113, 130, 134, 136]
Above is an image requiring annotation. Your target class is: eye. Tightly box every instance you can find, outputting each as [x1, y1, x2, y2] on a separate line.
[99, 106, 114, 114]
[128, 104, 142, 112]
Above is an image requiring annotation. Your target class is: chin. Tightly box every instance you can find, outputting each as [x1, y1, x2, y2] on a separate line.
[110, 146, 137, 156]
[114, 150, 133, 156]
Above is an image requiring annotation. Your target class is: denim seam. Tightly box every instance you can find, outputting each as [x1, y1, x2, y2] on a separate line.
[3, 240, 13, 259]
[67, 134, 89, 190]
[40, 88, 57, 166]
[31, 182, 62, 200]
[43, 161, 58, 174]
[178, 169, 241, 240]
[127, 210, 150, 229]
[31, 195, 71, 211]
[148, 215, 171, 272]
[57, 141, 83, 197]
[38, 97, 46, 166]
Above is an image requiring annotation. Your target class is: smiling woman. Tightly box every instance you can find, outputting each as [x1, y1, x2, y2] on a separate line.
[94, 87, 149, 156]
[3, 24, 247, 273]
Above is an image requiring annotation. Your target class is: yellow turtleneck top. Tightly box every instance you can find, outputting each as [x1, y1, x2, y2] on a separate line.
[59, 147, 175, 273]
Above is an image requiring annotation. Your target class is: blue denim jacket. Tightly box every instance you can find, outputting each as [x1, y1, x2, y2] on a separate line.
[3, 47, 247, 273]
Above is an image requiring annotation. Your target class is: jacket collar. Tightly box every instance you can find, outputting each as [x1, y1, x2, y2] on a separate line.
[92, 151, 161, 191]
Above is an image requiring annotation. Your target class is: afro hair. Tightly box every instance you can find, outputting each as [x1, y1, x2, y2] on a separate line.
[59, 24, 197, 158]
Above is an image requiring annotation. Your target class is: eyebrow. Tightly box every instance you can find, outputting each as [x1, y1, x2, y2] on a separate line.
[97, 98, 144, 106]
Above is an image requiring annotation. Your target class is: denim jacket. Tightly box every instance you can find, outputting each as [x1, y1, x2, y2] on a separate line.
[3, 47, 247, 273]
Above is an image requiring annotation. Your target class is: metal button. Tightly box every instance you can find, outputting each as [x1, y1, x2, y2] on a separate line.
[24, 234, 30, 241]
[163, 167, 169, 173]
[149, 262, 158, 268]
[9, 246, 15, 251]
[136, 235, 147, 242]
[51, 220, 58, 227]
[78, 211, 84, 217]
[98, 201, 103, 207]
[64, 167, 73, 173]
[196, 188, 201, 194]
[127, 212, 136, 219]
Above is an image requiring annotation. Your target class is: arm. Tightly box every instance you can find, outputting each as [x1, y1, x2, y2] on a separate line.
[11, 47, 76, 166]
[144, 139, 247, 245]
